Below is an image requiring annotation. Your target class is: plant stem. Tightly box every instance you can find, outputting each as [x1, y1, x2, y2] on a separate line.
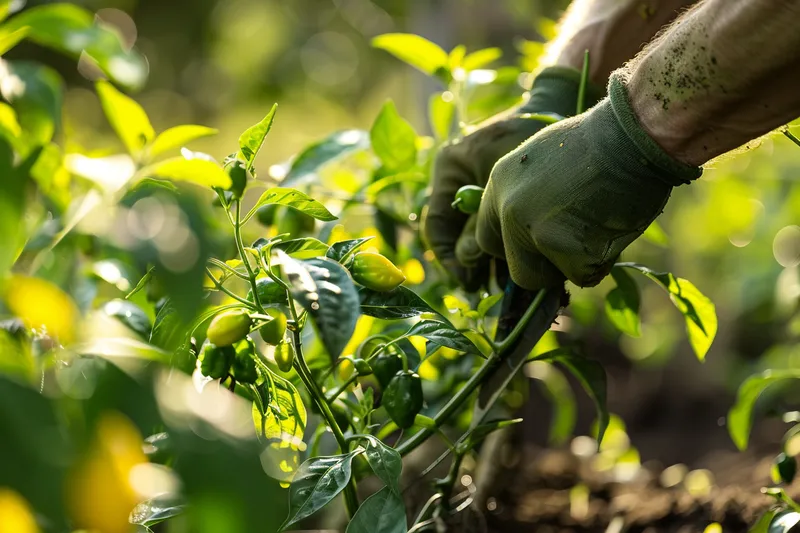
[208, 257, 249, 280]
[291, 328, 360, 518]
[576, 49, 591, 115]
[325, 374, 359, 404]
[783, 128, 800, 149]
[204, 267, 255, 308]
[233, 201, 265, 314]
[493, 289, 546, 356]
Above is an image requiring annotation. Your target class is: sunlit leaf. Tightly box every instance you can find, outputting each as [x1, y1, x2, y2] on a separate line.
[0, 25, 27, 55]
[372, 33, 448, 76]
[238, 103, 277, 170]
[283, 129, 369, 187]
[477, 293, 503, 318]
[370, 100, 417, 171]
[326, 237, 374, 264]
[405, 320, 478, 354]
[96, 80, 154, 155]
[462, 47, 502, 70]
[357, 435, 402, 494]
[641, 221, 669, 246]
[358, 286, 440, 320]
[1, 4, 147, 89]
[0, 141, 37, 277]
[345, 486, 406, 533]
[429, 92, 454, 141]
[129, 495, 186, 526]
[140, 157, 231, 189]
[0, 59, 63, 145]
[618, 263, 716, 361]
[273, 237, 329, 260]
[4, 274, 78, 345]
[281, 447, 364, 531]
[727, 369, 800, 451]
[246, 188, 336, 223]
[147, 125, 218, 159]
[604, 267, 641, 337]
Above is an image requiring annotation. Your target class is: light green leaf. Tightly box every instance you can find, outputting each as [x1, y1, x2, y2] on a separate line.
[727, 369, 800, 451]
[0, 25, 28, 55]
[252, 376, 307, 448]
[604, 267, 641, 337]
[238, 103, 277, 169]
[96, 80, 154, 155]
[477, 293, 503, 318]
[462, 47, 502, 70]
[273, 237, 329, 260]
[140, 157, 231, 189]
[0, 59, 63, 145]
[147, 125, 218, 159]
[281, 447, 364, 531]
[246, 187, 336, 223]
[372, 33, 448, 76]
[370, 100, 417, 171]
[429, 92, 454, 141]
[345, 486, 406, 533]
[642, 220, 669, 246]
[365, 171, 426, 200]
[283, 129, 369, 187]
[618, 262, 717, 361]
[0, 3, 147, 89]
[448, 45, 466, 71]
[358, 435, 402, 494]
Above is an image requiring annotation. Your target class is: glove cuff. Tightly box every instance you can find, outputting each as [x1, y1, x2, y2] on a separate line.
[607, 74, 702, 186]
[520, 66, 606, 118]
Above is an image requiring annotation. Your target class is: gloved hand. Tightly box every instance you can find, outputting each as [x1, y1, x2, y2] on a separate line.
[476, 74, 703, 290]
[423, 67, 605, 291]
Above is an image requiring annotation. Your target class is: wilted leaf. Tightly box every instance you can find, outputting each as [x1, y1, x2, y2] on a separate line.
[96, 80, 154, 155]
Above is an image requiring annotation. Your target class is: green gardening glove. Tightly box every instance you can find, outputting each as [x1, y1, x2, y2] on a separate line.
[475, 74, 703, 289]
[423, 67, 605, 291]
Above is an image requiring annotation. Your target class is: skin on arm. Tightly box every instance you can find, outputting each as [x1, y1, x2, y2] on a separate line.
[625, 0, 800, 165]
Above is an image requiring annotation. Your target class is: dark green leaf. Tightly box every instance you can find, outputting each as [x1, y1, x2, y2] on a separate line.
[345, 486, 407, 533]
[246, 187, 336, 223]
[274, 237, 329, 260]
[728, 369, 800, 451]
[238, 103, 277, 169]
[1, 3, 147, 89]
[281, 447, 364, 530]
[283, 129, 370, 187]
[101, 299, 151, 339]
[326, 237, 374, 264]
[372, 33, 448, 76]
[359, 435, 402, 494]
[370, 100, 417, 171]
[96, 80, 154, 155]
[286, 256, 360, 358]
[0, 60, 63, 145]
[456, 419, 522, 454]
[605, 267, 641, 337]
[618, 262, 716, 361]
[359, 286, 439, 320]
[246, 277, 289, 307]
[535, 349, 609, 446]
[405, 320, 477, 354]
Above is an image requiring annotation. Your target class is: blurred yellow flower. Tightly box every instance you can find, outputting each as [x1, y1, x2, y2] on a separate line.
[4, 275, 79, 345]
[0, 488, 40, 533]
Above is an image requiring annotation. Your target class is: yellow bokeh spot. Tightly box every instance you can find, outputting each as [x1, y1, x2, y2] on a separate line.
[327, 224, 350, 245]
[341, 315, 375, 358]
[0, 488, 40, 533]
[67, 412, 148, 533]
[4, 275, 79, 345]
[401, 259, 425, 285]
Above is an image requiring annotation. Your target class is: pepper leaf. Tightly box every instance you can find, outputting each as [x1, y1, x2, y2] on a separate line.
[326, 237, 374, 264]
[96, 80, 154, 155]
[273, 237, 329, 260]
[358, 286, 440, 321]
[372, 33, 448, 77]
[370, 99, 417, 172]
[246, 188, 336, 223]
[405, 319, 478, 354]
[283, 129, 369, 187]
[358, 435, 402, 494]
[604, 266, 641, 337]
[238, 103, 277, 170]
[345, 486, 407, 533]
[147, 125, 218, 159]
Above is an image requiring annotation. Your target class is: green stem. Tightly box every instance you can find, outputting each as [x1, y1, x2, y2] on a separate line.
[291, 328, 360, 517]
[576, 49, 590, 115]
[494, 289, 546, 356]
[233, 201, 265, 314]
[784, 128, 800, 149]
[326, 374, 359, 404]
[204, 267, 256, 308]
[208, 257, 249, 281]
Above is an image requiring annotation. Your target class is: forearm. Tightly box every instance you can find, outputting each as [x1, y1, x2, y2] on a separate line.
[625, 0, 800, 166]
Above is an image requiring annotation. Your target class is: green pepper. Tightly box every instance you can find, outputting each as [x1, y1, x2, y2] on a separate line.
[349, 252, 406, 292]
[450, 185, 484, 214]
[274, 342, 295, 373]
[224, 158, 249, 199]
[246, 278, 288, 307]
[371, 352, 402, 389]
[353, 358, 373, 376]
[774, 452, 797, 484]
[383, 371, 423, 429]
[199, 342, 234, 379]
[259, 308, 287, 345]
[231, 338, 258, 384]
[207, 309, 252, 347]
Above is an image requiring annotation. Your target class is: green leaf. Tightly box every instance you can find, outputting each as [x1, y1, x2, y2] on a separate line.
[246, 187, 336, 223]
[527, 362, 576, 446]
[370, 100, 417, 171]
[147, 125, 218, 159]
[238, 103, 277, 170]
[273, 237, 329, 260]
[604, 267, 641, 337]
[281, 447, 364, 531]
[462, 47, 502, 70]
[0, 60, 63, 145]
[366, 172, 427, 200]
[477, 293, 503, 318]
[727, 369, 800, 451]
[358, 286, 439, 320]
[286, 256, 360, 358]
[129, 496, 186, 526]
[535, 349, 609, 446]
[750, 508, 782, 533]
[345, 486, 407, 533]
[0, 3, 147, 89]
[456, 418, 522, 455]
[140, 157, 231, 189]
[642, 220, 669, 246]
[429, 92, 455, 141]
[253, 375, 307, 447]
[326, 237, 374, 264]
[358, 435, 402, 494]
[405, 319, 478, 354]
[0, 144, 38, 277]
[0, 25, 28, 55]
[102, 299, 151, 339]
[96, 80, 154, 155]
[618, 262, 717, 361]
[283, 129, 370, 187]
[372, 33, 448, 76]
